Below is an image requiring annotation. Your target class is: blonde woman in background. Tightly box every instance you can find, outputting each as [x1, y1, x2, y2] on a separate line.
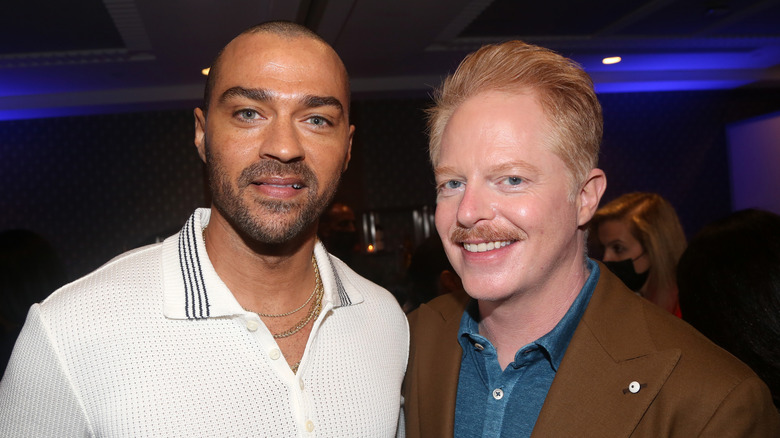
[591, 192, 686, 316]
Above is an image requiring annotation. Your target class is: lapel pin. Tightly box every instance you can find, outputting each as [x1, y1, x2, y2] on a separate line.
[623, 381, 646, 394]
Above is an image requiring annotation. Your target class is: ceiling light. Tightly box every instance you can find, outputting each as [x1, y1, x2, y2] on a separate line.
[602, 56, 622, 65]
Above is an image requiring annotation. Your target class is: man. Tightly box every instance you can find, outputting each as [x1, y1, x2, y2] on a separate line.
[403, 40, 779, 437]
[0, 21, 408, 436]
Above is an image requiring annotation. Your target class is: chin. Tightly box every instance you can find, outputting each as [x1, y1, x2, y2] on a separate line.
[460, 279, 516, 302]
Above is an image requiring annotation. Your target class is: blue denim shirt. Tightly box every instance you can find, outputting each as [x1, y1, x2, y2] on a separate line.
[454, 260, 600, 438]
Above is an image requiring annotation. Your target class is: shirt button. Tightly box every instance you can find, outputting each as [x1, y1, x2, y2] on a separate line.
[492, 388, 504, 400]
[246, 320, 259, 332]
[474, 343, 485, 351]
[629, 381, 641, 394]
[269, 348, 281, 360]
[305, 420, 315, 432]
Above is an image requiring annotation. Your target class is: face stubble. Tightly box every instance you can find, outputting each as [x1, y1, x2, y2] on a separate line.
[205, 139, 342, 245]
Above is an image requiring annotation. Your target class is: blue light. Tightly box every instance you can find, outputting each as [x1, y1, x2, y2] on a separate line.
[596, 80, 752, 94]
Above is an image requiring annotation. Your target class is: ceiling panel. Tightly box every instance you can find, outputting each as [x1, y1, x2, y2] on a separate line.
[0, 0, 123, 54]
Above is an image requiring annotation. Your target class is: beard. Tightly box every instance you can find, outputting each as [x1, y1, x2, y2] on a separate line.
[205, 141, 341, 245]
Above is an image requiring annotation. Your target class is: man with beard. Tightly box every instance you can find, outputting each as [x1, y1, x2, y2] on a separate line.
[403, 40, 779, 437]
[0, 21, 408, 437]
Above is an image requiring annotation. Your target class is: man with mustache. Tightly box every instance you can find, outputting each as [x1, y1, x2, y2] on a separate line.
[403, 40, 779, 437]
[0, 21, 408, 436]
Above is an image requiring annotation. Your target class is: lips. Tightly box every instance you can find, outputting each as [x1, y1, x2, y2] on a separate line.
[252, 176, 306, 190]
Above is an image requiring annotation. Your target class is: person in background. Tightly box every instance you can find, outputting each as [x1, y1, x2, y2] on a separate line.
[0, 21, 408, 437]
[403, 39, 779, 437]
[0, 230, 67, 376]
[678, 208, 780, 409]
[590, 192, 686, 316]
[402, 233, 462, 313]
[318, 201, 360, 262]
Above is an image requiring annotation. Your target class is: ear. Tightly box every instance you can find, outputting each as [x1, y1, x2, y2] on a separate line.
[342, 124, 355, 172]
[194, 108, 207, 163]
[576, 168, 607, 227]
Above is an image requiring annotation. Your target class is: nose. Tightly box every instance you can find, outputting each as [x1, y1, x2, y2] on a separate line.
[455, 183, 495, 228]
[260, 118, 305, 163]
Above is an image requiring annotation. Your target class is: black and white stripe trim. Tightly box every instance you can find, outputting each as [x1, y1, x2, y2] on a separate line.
[178, 215, 210, 320]
[324, 254, 351, 307]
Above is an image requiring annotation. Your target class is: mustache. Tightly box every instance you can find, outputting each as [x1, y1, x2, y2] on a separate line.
[237, 160, 318, 189]
[450, 224, 527, 244]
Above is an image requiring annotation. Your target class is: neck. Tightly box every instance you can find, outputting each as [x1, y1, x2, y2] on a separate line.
[478, 259, 589, 368]
[203, 208, 319, 313]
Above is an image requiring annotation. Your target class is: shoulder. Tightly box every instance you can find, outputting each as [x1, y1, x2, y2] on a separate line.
[583, 264, 778, 426]
[39, 243, 164, 319]
[612, 267, 755, 373]
[590, 264, 757, 376]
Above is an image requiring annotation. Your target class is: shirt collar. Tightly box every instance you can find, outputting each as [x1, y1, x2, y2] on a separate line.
[162, 208, 359, 320]
[458, 259, 600, 371]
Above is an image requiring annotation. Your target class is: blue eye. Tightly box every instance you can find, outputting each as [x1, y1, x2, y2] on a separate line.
[446, 180, 463, 189]
[506, 176, 522, 185]
[308, 116, 331, 127]
[238, 109, 258, 119]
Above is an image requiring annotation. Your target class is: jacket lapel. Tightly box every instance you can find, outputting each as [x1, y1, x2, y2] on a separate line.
[532, 264, 681, 436]
[405, 290, 470, 437]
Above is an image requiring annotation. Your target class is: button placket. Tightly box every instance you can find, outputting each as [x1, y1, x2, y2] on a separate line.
[245, 319, 259, 332]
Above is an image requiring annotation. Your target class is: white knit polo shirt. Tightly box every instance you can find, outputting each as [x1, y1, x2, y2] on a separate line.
[0, 209, 409, 437]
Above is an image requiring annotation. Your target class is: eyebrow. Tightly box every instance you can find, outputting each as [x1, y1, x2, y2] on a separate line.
[434, 160, 541, 179]
[490, 160, 541, 175]
[219, 87, 344, 113]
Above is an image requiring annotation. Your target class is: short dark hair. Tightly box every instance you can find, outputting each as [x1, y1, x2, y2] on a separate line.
[677, 208, 780, 408]
[201, 21, 347, 114]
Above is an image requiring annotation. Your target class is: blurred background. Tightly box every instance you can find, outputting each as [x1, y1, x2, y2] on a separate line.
[1, 0, 779, 294]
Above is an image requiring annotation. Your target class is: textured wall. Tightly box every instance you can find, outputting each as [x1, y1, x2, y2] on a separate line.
[1, 110, 208, 280]
[599, 89, 780, 237]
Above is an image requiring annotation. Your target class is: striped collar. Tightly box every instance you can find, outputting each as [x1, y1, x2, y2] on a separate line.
[162, 208, 357, 320]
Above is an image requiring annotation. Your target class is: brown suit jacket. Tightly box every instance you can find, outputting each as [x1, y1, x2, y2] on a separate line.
[403, 262, 780, 437]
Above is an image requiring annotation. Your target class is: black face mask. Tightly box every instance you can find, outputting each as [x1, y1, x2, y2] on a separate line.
[603, 257, 649, 292]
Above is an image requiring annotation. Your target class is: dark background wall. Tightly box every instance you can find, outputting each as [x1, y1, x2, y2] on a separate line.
[2, 89, 779, 283]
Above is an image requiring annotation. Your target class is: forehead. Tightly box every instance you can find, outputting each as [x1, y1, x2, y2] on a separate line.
[215, 32, 348, 104]
[439, 90, 554, 166]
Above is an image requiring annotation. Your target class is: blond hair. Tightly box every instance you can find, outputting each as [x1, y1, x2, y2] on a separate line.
[591, 192, 687, 297]
[427, 40, 602, 192]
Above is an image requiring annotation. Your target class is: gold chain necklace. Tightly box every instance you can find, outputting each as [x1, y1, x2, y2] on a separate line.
[202, 227, 323, 339]
[251, 255, 319, 318]
[272, 285, 322, 338]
